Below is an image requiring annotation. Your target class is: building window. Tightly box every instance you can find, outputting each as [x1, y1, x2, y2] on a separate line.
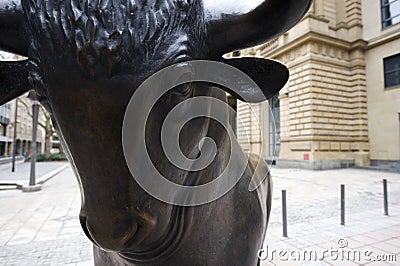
[381, 0, 400, 28]
[0, 104, 10, 125]
[269, 95, 280, 157]
[384, 53, 400, 88]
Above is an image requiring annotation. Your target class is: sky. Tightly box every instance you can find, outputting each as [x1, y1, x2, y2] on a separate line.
[203, 0, 265, 18]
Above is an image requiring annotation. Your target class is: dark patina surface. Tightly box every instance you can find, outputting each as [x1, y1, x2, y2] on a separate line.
[0, 0, 311, 265]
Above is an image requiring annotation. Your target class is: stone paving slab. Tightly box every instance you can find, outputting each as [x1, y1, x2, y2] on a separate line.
[267, 167, 400, 228]
[0, 167, 94, 265]
[261, 201, 400, 265]
[1, 234, 93, 265]
[260, 166, 400, 266]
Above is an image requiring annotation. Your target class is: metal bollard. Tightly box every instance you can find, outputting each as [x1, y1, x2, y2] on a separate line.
[383, 179, 389, 216]
[282, 190, 288, 237]
[341, 184, 345, 226]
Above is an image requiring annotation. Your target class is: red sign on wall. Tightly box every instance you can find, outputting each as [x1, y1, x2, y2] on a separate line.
[303, 154, 310, 161]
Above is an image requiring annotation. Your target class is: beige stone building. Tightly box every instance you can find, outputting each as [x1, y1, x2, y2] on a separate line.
[236, 0, 400, 169]
[0, 96, 45, 157]
[363, 0, 400, 167]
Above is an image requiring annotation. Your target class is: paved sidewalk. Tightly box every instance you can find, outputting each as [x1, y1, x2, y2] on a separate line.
[262, 167, 400, 265]
[268, 167, 400, 227]
[0, 161, 69, 187]
[262, 207, 400, 265]
[0, 167, 93, 265]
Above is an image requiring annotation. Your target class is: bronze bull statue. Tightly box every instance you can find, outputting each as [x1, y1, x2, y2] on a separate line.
[0, 0, 311, 264]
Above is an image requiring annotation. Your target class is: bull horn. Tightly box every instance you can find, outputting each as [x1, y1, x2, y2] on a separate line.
[0, 0, 28, 56]
[204, 0, 312, 56]
[223, 57, 288, 102]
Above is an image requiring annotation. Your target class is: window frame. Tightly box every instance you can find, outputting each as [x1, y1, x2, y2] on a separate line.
[381, 0, 400, 29]
[383, 53, 400, 89]
[268, 95, 280, 158]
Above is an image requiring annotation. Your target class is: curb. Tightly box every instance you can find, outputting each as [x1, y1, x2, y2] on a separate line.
[0, 156, 24, 165]
[0, 185, 18, 190]
[36, 164, 70, 185]
[0, 164, 69, 190]
[353, 166, 400, 174]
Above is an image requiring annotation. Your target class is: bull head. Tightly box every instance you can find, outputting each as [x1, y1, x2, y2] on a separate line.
[0, 0, 311, 264]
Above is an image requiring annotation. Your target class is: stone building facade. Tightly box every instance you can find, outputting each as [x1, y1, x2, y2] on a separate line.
[236, 0, 400, 169]
[0, 96, 45, 157]
[363, 0, 400, 167]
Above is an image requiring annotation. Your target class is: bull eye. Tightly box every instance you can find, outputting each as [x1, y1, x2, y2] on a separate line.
[172, 82, 193, 97]
[171, 64, 195, 97]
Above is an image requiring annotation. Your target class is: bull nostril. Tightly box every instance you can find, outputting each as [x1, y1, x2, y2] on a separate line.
[79, 214, 139, 252]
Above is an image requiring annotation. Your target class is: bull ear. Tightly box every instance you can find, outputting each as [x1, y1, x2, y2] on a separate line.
[204, 0, 312, 56]
[221, 57, 288, 103]
[0, 0, 28, 56]
[0, 60, 30, 105]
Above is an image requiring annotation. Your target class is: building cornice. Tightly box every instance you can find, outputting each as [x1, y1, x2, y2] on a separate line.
[366, 29, 400, 50]
[261, 31, 368, 59]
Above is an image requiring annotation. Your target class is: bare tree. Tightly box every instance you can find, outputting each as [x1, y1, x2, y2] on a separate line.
[19, 98, 54, 156]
